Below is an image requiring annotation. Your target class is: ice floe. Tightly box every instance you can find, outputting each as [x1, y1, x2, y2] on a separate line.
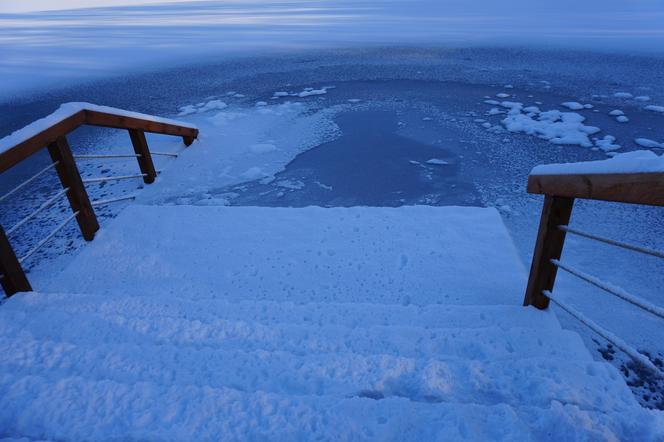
[593, 135, 621, 152]
[178, 100, 228, 116]
[635, 138, 663, 148]
[495, 101, 600, 148]
[272, 86, 335, 99]
[645, 105, 664, 113]
[561, 102, 593, 111]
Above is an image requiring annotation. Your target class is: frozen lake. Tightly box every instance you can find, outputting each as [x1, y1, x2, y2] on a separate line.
[1, 1, 664, 411]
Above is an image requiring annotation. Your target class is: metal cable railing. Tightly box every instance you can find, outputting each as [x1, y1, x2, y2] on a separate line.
[6, 187, 71, 236]
[151, 151, 179, 157]
[524, 177, 664, 378]
[19, 211, 80, 264]
[0, 162, 59, 204]
[543, 290, 661, 375]
[91, 195, 137, 207]
[83, 173, 147, 184]
[559, 225, 664, 260]
[74, 153, 141, 159]
[551, 259, 664, 320]
[0, 104, 198, 298]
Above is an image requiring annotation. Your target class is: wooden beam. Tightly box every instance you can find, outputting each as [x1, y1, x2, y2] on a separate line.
[528, 172, 664, 206]
[128, 129, 157, 184]
[0, 112, 85, 174]
[0, 224, 32, 297]
[84, 110, 198, 140]
[0, 107, 198, 174]
[523, 196, 574, 309]
[48, 136, 99, 241]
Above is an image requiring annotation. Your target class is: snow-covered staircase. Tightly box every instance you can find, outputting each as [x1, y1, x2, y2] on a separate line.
[0, 206, 660, 440]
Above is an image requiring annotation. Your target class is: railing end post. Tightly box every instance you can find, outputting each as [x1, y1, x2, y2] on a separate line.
[523, 195, 574, 309]
[48, 136, 99, 241]
[182, 135, 195, 147]
[128, 129, 157, 184]
[0, 225, 32, 297]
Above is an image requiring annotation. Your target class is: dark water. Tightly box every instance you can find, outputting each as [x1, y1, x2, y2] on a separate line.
[226, 110, 479, 207]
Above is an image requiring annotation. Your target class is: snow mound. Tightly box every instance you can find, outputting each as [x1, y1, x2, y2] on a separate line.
[635, 138, 663, 149]
[497, 101, 600, 148]
[645, 105, 664, 113]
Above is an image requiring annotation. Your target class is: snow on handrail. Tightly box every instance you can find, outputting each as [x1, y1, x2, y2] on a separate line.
[558, 225, 664, 260]
[0, 102, 197, 156]
[543, 290, 662, 375]
[6, 187, 70, 237]
[74, 153, 141, 159]
[0, 162, 59, 204]
[19, 211, 79, 264]
[91, 195, 136, 207]
[551, 259, 664, 320]
[83, 173, 147, 184]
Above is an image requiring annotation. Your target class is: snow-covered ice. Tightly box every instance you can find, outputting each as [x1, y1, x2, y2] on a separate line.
[645, 105, 664, 113]
[635, 138, 663, 149]
[426, 158, 450, 165]
[495, 101, 600, 148]
[561, 102, 585, 110]
[178, 99, 228, 116]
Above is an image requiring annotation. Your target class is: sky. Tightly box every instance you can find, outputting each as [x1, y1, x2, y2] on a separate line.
[0, 0, 208, 13]
[1, 0, 663, 99]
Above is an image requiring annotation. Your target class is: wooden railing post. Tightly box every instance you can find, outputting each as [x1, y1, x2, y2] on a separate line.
[523, 195, 574, 309]
[183, 135, 195, 146]
[48, 136, 99, 241]
[128, 129, 157, 184]
[0, 224, 31, 296]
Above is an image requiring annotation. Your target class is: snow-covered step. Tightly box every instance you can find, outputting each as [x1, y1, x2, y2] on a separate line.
[0, 373, 658, 441]
[0, 336, 638, 413]
[34, 205, 528, 306]
[0, 307, 590, 361]
[4, 292, 562, 330]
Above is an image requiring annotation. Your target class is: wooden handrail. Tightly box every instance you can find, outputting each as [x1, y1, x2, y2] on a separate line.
[528, 172, 664, 206]
[0, 103, 198, 297]
[0, 104, 198, 173]
[524, 169, 664, 309]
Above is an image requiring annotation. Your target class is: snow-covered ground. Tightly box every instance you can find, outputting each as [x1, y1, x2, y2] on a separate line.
[4, 205, 663, 439]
